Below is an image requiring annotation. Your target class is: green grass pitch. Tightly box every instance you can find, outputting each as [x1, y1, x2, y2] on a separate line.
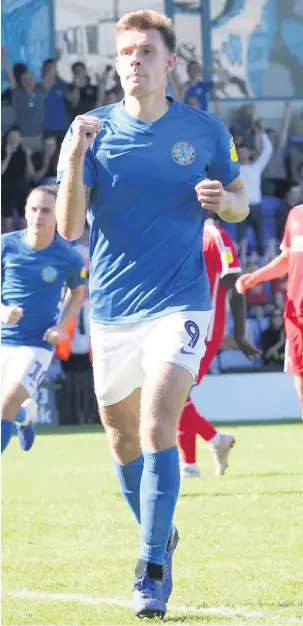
[2, 423, 303, 625]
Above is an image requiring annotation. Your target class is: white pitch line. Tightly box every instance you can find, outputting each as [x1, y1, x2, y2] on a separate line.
[4, 589, 302, 623]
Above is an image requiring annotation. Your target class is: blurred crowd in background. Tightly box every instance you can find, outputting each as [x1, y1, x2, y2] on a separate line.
[2, 47, 303, 399]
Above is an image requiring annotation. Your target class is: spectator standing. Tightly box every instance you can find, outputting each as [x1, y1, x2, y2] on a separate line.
[1, 49, 27, 106]
[2, 49, 45, 150]
[183, 61, 214, 111]
[230, 104, 259, 153]
[28, 134, 58, 186]
[262, 102, 292, 197]
[261, 309, 285, 370]
[237, 126, 273, 257]
[104, 71, 124, 105]
[276, 182, 301, 241]
[1, 126, 31, 231]
[42, 58, 69, 146]
[67, 62, 108, 119]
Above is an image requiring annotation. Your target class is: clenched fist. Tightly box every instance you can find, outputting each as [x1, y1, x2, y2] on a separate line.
[71, 115, 101, 156]
[1, 305, 23, 324]
[43, 325, 67, 345]
[195, 179, 226, 214]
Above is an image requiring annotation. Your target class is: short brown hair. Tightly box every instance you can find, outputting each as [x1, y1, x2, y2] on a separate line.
[26, 185, 58, 202]
[116, 10, 176, 54]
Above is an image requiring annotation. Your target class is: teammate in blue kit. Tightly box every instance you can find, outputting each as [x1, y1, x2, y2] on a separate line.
[1, 186, 85, 454]
[56, 10, 249, 619]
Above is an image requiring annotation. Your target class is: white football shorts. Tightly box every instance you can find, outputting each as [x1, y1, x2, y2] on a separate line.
[1, 345, 53, 396]
[91, 310, 212, 406]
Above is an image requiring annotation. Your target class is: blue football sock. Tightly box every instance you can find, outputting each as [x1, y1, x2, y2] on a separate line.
[114, 455, 143, 524]
[139, 446, 180, 566]
[1, 419, 14, 453]
[14, 406, 27, 424]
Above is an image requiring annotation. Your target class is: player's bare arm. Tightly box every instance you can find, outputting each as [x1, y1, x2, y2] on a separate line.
[222, 274, 260, 358]
[56, 115, 99, 241]
[236, 250, 289, 293]
[43, 284, 84, 345]
[195, 176, 249, 223]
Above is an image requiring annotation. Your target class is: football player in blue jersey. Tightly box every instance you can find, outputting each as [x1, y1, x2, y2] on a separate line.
[1, 186, 85, 454]
[56, 9, 249, 619]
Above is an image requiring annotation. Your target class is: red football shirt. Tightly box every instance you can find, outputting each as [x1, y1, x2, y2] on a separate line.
[203, 220, 241, 342]
[281, 205, 303, 319]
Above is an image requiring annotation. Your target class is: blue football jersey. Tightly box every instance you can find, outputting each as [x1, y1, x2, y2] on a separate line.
[1, 231, 85, 350]
[57, 98, 240, 325]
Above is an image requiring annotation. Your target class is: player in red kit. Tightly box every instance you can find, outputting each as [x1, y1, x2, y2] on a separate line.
[177, 216, 260, 478]
[237, 204, 303, 420]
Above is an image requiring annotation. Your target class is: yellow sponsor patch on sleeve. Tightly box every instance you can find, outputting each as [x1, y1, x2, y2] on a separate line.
[81, 266, 87, 278]
[230, 137, 238, 162]
[223, 247, 234, 263]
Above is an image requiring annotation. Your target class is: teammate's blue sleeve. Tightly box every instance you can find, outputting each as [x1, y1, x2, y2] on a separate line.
[66, 250, 87, 289]
[65, 251, 87, 290]
[56, 123, 97, 188]
[208, 117, 240, 186]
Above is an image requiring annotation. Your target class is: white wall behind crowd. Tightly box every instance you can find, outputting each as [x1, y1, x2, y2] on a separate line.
[55, 0, 303, 99]
[191, 372, 301, 421]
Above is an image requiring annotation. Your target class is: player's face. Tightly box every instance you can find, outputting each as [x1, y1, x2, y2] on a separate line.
[20, 71, 36, 92]
[25, 189, 57, 236]
[8, 129, 21, 150]
[73, 63, 86, 81]
[43, 136, 57, 157]
[115, 29, 176, 97]
[237, 146, 251, 164]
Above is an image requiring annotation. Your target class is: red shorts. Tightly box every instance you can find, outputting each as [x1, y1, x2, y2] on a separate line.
[284, 317, 303, 376]
[196, 337, 220, 385]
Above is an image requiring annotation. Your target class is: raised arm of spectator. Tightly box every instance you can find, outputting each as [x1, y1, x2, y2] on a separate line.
[254, 129, 273, 172]
[279, 101, 292, 150]
[1, 47, 16, 90]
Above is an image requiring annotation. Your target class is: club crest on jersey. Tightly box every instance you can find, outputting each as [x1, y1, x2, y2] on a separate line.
[41, 266, 57, 283]
[171, 141, 196, 166]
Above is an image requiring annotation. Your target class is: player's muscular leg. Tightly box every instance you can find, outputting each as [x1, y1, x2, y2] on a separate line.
[1, 383, 29, 422]
[140, 363, 193, 451]
[99, 388, 141, 464]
